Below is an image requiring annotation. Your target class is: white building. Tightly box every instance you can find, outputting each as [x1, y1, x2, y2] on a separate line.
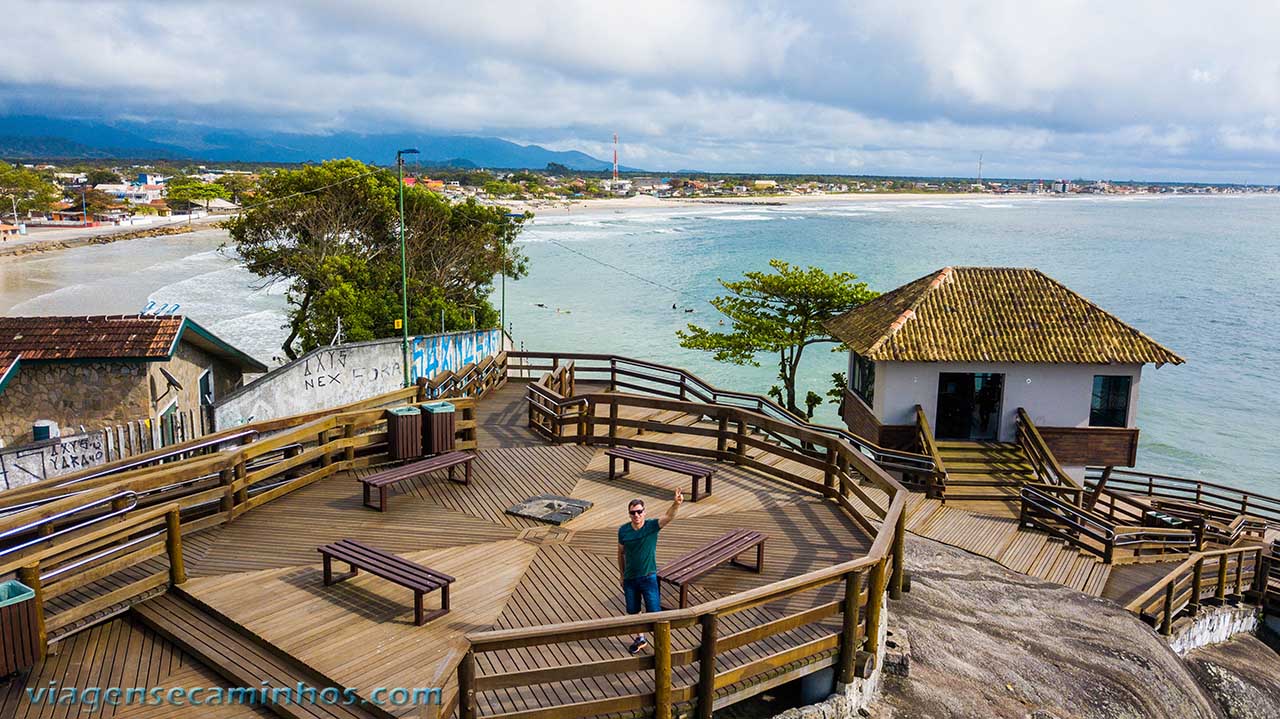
[824, 267, 1183, 478]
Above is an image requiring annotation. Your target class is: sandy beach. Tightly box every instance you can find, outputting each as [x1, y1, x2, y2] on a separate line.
[502, 191, 1047, 214]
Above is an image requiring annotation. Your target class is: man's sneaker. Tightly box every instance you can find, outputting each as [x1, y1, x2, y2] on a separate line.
[628, 635, 649, 655]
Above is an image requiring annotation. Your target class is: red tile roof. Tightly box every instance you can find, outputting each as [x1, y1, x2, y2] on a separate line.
[824, 267, 1184, 365]
[0, 315, 183, 361]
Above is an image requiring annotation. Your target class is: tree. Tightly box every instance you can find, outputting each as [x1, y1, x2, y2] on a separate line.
[85, 168, 122, 186]
[0, 162, 60, 220]
[677, 260, 878, 419]
[65, 188, 119, 218]
[166, 176, 230, 211]
[214, 173, 255, 203]
[228, 159, 529, 361]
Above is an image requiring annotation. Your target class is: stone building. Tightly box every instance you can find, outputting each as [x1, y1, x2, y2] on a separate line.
[0, 315, 266, 447]
[824, 266, 1183, 477]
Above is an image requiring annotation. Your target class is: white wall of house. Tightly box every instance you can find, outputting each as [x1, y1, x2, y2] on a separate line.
[852, 358, 1144, 442]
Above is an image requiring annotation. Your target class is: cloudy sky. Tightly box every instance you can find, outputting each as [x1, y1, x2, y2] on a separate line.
[5, 1, 1280, 182]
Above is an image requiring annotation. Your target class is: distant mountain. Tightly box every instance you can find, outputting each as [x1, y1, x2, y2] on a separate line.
[0, 115, 627, 171]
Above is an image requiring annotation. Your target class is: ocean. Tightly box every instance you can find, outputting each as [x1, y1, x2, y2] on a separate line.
[1, 195, 1276, 493]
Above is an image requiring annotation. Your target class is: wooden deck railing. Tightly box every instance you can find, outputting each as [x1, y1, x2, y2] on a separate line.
[1084, 467, 1280, 530]
[0, 359, 508, 645]
[507, 351, 935, 476]
[461, 390, 909, 719]
[912, 405, 947, 499]
[1019, 483, 1201, 564]
[1015, 409, 1081, 492]
[1126, 545, 1269, 635]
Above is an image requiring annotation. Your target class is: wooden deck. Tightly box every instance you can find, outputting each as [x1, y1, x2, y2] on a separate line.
[0, 382, 871, 718]
[0, 615, 269, 719]
[905, 497, 1113, 596]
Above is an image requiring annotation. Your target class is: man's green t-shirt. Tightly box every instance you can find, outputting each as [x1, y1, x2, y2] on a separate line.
[618, 518, 660, 579]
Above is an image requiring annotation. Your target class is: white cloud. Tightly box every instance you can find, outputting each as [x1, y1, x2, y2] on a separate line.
[4, 1, 1280, 180]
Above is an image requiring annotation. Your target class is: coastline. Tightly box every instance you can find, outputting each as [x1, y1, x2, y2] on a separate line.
[502, 191, 1109, 214]
[0, 215, 225, 258]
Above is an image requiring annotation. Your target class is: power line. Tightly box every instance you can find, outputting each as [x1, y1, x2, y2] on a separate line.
[545, 238, 692, 296]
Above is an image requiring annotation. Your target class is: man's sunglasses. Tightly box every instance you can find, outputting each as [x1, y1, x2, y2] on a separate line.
[629, 509, 645, 515]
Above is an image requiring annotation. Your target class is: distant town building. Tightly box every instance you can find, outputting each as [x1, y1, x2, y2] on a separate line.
[0, 315, 267, 447]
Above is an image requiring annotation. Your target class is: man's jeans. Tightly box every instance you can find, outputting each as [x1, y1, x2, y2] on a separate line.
[623, 573, 661, 614]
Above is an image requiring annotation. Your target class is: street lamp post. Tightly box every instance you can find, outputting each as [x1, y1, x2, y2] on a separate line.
[396, 148, 420, 387]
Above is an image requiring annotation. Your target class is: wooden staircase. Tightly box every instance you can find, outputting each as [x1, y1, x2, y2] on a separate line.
[938, 441, 1037, 502]
[132, 590, 393, 719]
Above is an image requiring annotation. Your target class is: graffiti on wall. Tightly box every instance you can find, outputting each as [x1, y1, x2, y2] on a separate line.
[412, 329, 502, 382]
[300, 349, 401, 392]
[0, 432, 106, 490]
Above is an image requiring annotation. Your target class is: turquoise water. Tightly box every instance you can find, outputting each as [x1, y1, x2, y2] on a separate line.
[499, 196, 1280, 494]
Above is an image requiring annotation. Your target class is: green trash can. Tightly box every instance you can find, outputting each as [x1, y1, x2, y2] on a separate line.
[385, 406, 423, 461]
[421, 401, 456, 455]
[0, 580, 40, 676]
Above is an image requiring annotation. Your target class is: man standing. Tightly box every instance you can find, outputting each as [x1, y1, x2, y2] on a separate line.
[617, 488, 683, 654]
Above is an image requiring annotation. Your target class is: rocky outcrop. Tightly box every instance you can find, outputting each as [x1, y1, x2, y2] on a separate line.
[871, 536, 1221, 719]
[1184, 634, 1280, 719]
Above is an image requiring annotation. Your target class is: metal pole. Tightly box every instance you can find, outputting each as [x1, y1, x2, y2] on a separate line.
[398, 153, 410, 387]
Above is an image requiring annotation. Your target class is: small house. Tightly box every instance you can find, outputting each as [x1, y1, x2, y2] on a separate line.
[824, 267, 1183, 478]
[0, 314, 267, 447]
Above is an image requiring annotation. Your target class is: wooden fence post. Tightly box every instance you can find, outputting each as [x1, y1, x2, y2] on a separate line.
[1216, 556, 1228, 602]
[864, 558, 887, 658]
[609, 359, 617, 392]
[734, 419, 746, 463]
[584, 399, 596, 446]
[716, 415, 728, 461]
[458, 649, 476, 719]
[318, 430, 331, 468]
[1233, 552, 1244, 599]
[1189, 558, 1203, 615]
[890, 509, 907, 599]
[15, 564, 46, 660]
[233, 459, 248, 508]
[166, 509, 186, 585]
[1160, 580, 1175, 635]
[838, 570, 863, 685]
[654, 621, 672, 719]
[343, 422, 356, 466]
[608, 400, 619, 448]
[697, 613, 718, 719]
[218, 468, 234, 515]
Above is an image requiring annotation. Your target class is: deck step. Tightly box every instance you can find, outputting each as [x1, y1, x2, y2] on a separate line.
[132, 590, 392, 719]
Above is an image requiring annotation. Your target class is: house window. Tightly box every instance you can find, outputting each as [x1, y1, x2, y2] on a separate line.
[1090, 375, 1131, 427]
[199, 369, 215, 407]
[850, 352, 875, 407]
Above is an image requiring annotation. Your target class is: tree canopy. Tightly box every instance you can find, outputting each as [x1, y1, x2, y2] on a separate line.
[166, 176, 230, 211]
[676, 260, 878, 419]
[228, 159, 528, 361]
[0, 162, 60, 219]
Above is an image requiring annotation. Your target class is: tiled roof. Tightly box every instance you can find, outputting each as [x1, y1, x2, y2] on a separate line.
[0, 315, 183, 361]
[823, 267, 1184, 365]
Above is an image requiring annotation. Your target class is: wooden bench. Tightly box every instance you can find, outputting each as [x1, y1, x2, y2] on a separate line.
[605, 447, 713, 501]
[360, 451, 473, 512]
[317, 539, 455, 626]
[659, 529, 766, 607]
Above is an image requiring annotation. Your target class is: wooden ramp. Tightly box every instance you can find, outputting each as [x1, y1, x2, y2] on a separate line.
[132, 592, 389, 719]
[907, 498, 1112, 596]
[0, 613, 270, 719]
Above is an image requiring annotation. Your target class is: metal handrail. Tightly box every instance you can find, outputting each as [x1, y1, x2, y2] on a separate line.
[0, 490, 139, 557]
[41, 529, 164, 581]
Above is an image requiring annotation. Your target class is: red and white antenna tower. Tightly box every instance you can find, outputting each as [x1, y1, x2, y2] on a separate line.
[612, 133, 619, 181]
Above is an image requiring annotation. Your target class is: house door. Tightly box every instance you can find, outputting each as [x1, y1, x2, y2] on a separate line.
[935, 372, 1004, 441]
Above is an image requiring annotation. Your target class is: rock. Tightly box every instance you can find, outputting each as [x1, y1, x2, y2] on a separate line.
[1183, 633, 1280, 718]
[869, 535, 1221, 719]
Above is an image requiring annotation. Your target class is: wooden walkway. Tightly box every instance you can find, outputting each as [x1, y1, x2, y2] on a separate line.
[905, 498, 1114, 596]
[0, 382, 870, 718]
[0, 615, 268, 719]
